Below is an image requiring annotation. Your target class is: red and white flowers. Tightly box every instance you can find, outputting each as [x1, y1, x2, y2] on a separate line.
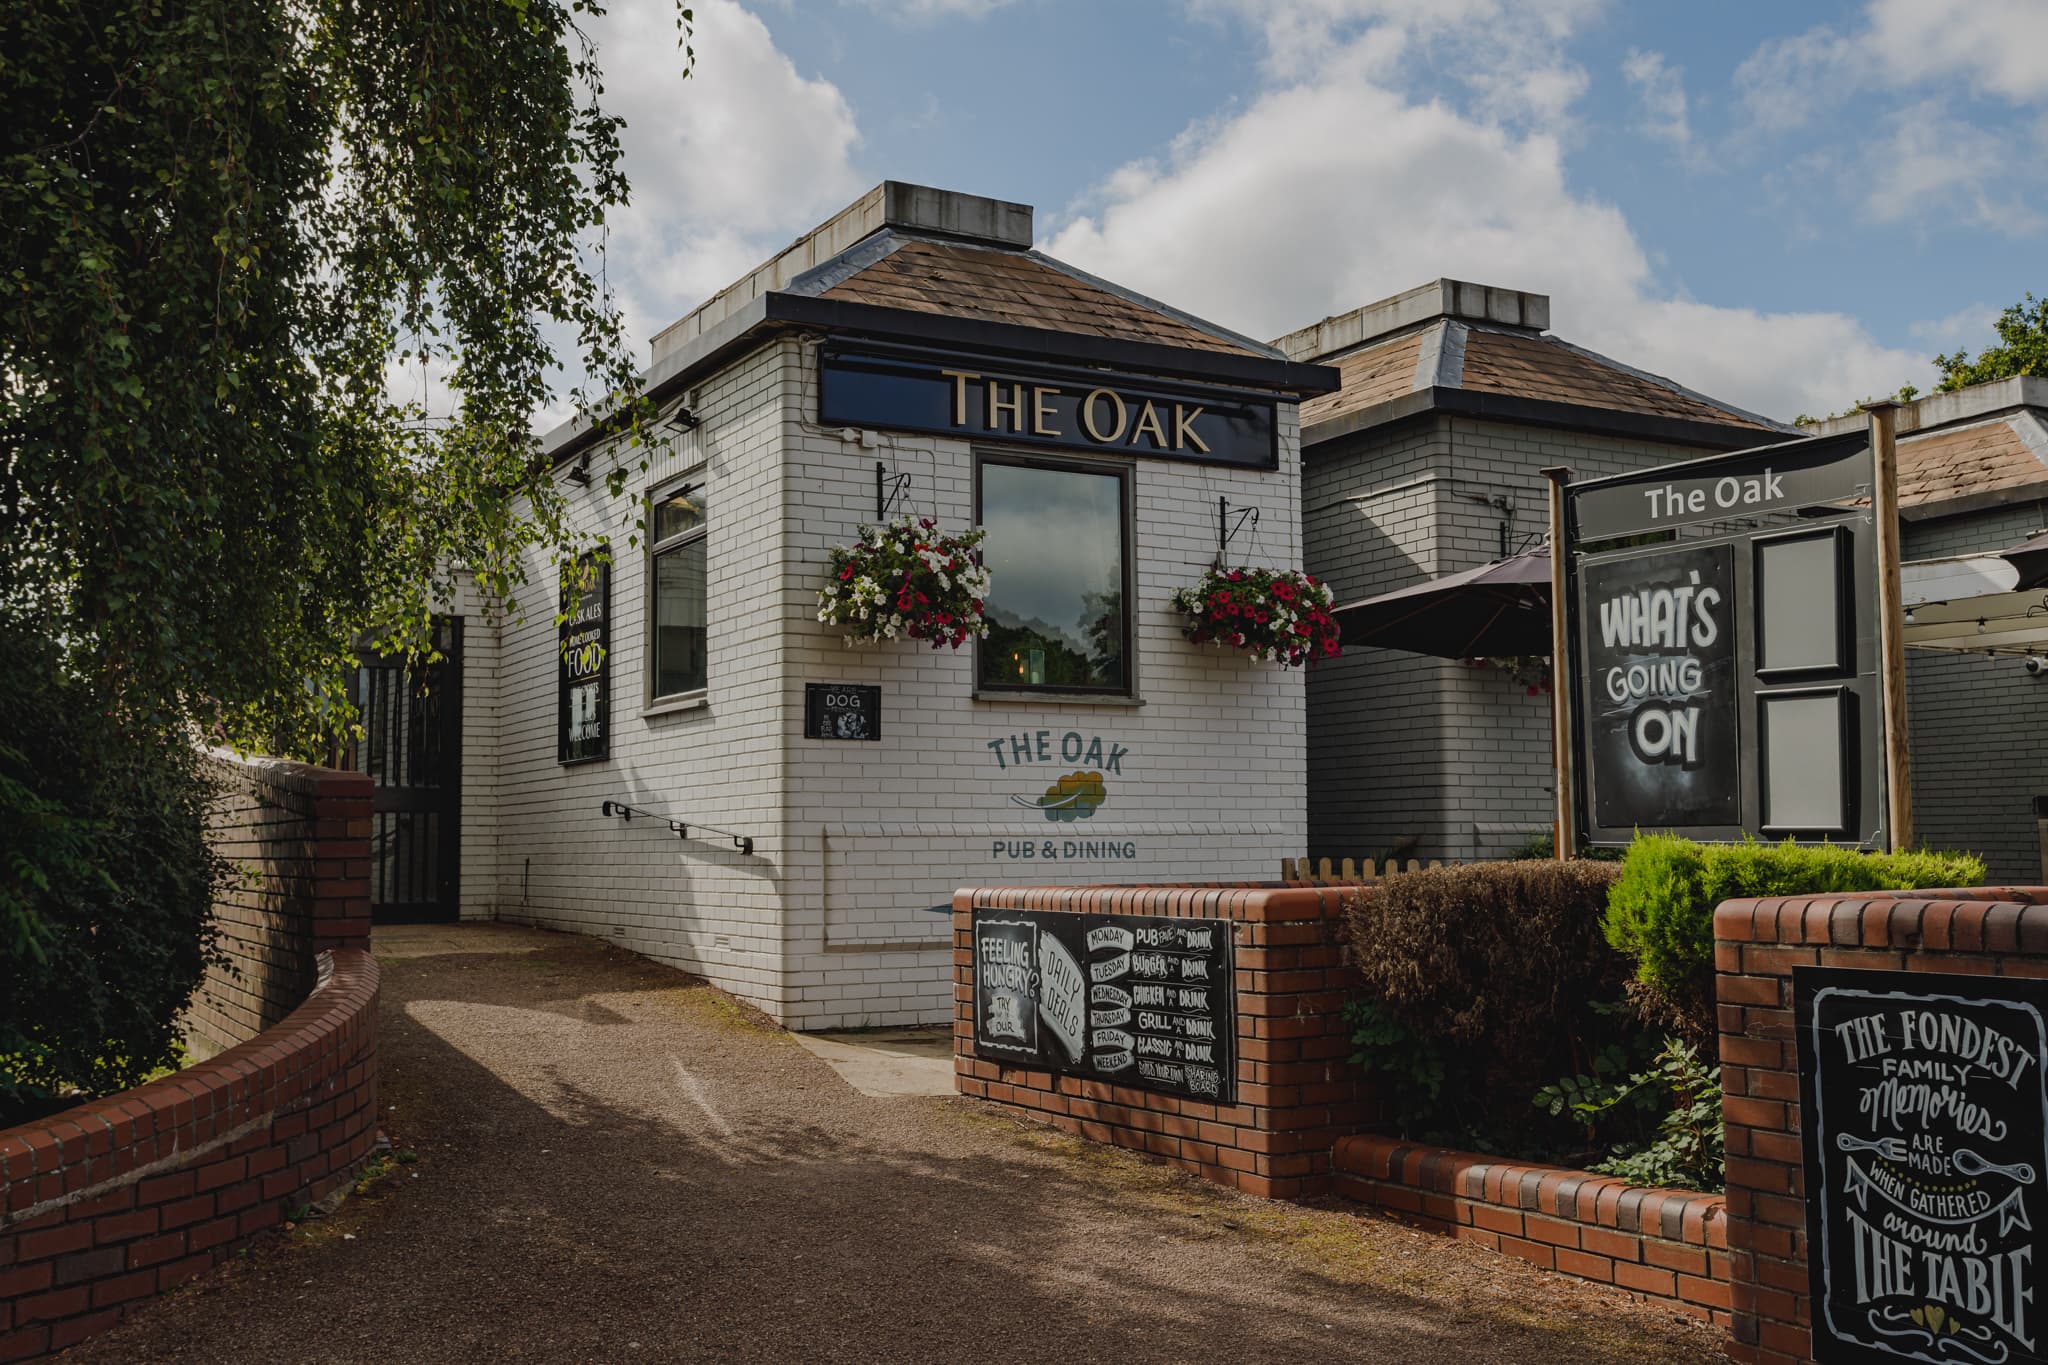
[817, 515, 992, 649]
[1171, 566, 1341, 667]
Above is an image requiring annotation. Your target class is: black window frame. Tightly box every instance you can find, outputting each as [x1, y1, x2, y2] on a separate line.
[972, 449, 1136, 698]
[647, 476, 710, 703]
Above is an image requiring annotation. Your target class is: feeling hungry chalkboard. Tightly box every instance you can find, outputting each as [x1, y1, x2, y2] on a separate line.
[1796, 967, 2048, 1364]
[971, 906, 1234, 1104]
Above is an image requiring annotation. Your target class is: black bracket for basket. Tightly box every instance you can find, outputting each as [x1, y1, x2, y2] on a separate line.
[876, 462, 912, 520]
[1217, 496, 1259, 567]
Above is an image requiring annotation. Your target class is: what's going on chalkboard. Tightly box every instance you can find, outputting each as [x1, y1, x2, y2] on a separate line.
[1797, 968, 2048, 1364]
[971, 906, 1234, 1103]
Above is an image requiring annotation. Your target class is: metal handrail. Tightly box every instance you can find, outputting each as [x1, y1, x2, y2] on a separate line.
[599, 800, 754, 856]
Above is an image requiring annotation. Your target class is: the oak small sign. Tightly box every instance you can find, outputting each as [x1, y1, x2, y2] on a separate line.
[1796, 967, 2048, 1364]
[971, 905, 1233, 1103]
[804, 683, 881, 741]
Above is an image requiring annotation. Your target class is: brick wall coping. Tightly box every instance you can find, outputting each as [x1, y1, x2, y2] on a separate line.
[1713, 886, 2048, 952]
[204, 746, 373, 803]
[2, 948, 377, 1223]
[1333, 1135, 1730, 1322]
[0, 948, 380, 1359]
[1335, 1134, 1725, 1245]
[957, 881, 1360, 923]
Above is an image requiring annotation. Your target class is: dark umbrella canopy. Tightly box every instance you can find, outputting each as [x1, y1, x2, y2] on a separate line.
[2007, 530, 2048, 591]
[1333, 548, 1553, 659]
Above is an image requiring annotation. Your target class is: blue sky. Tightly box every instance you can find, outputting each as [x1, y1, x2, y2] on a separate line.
[575, 0, 2048, 422]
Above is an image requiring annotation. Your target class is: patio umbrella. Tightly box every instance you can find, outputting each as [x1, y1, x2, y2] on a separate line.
[2006, 530, 2048, 591]
[1332, 548, 1553, 659]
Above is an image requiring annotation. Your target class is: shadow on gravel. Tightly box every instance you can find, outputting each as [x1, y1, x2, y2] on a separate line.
[68, 939, 1716, 1365]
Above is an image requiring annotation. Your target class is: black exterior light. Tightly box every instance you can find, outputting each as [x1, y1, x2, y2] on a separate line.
[665, 405, 700, 433]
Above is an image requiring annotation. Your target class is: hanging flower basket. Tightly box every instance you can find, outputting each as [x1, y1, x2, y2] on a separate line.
[1171, 566, 1341, 667]
[816, 515, 992, 649]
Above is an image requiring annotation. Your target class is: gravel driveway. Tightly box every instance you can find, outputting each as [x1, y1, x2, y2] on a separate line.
[67, 924, 1722, 1363]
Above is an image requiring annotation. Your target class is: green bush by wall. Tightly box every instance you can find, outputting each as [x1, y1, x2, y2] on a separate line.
[1, 624, 227, 1126]
[1603, 835, 1986, 1037]
[1342, 859, 1629, 1153]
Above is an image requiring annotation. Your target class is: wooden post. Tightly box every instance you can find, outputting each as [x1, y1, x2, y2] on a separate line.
[1866, 401, 1913, 851]
[1542, 466, 1577, 860]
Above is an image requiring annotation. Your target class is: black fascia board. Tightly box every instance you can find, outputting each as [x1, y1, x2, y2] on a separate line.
[546, 292, 1340, 468]
[771, 295, 1340, 394]
[1302, 385, 1787, 457]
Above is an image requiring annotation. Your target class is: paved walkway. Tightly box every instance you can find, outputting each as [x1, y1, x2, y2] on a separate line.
[70, 925, 1721, 1363]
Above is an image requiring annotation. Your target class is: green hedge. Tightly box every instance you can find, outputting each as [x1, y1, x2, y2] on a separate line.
[1603, 835, 1986, 1036]
[1, 624, 227, 1125]
[1342, 859, 1628, 1152]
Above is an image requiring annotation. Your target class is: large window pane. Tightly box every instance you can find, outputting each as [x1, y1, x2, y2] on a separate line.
[978, 461, 1127, 692]
[654, 536, 707, 696]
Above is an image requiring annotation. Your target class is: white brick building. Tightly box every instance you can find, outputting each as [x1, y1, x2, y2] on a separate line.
[419, 183, 1336, 1028]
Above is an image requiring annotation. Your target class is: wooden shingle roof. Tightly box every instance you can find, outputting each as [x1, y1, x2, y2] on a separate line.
[1897, 416, 2048, 509]
[819, 238, 1262, 357]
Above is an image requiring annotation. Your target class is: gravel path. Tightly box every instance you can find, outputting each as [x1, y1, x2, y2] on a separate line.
[69, 925, 1722, 1363]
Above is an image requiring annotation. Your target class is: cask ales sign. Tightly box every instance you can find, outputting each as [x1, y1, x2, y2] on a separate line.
[819, 343, 1277, 471]
[1796, 967, 2048, 1364]
[557, 550, 609, 765]
[971, 905, 1234, 1102]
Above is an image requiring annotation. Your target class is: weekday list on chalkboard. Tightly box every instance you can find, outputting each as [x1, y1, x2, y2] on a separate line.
[971, 906, 1234, 1103]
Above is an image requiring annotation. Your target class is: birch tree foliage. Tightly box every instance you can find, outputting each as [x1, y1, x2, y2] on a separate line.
[2, 0, 690, 753]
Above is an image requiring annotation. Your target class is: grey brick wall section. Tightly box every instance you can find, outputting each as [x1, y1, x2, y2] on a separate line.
[1903, 502, 2048, 883]
[1305, 415, 1722, 861]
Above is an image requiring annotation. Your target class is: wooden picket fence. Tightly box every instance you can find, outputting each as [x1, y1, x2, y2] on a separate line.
[1279, 856, 1451, 884]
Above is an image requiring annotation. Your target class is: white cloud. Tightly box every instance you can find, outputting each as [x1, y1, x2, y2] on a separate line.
[1863, 101, 2043, 235]
[1046, 22, 1929, 421]
[587, 0, 867, 350]
[1621, 49, 1695, 156]
[1862, 0, 2048, 103]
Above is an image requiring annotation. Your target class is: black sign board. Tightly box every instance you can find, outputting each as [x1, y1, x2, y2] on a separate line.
[557, 550, 609, 765]
[819, 342, 1278, 471]
[1562, 431, 1885, 848]
[1582, 544, 1740, 829]
[1571, 431, 1874, 543]
[971, 905, 1234, 1103]
[804, 683, 881, 741]
[1797, 967, 2048, 1364]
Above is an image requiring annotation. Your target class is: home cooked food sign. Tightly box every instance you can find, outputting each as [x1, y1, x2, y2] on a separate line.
[1796, 967, 2048, 1364]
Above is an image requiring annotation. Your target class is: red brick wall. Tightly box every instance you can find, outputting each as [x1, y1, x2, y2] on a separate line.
[1334, 1135, 1730, 1323]
[185, 754, 374, 1057]
[953, 883, 1367, 1199]
[0, 757, 379, 1363]
[1715, 887, 2048, 1365]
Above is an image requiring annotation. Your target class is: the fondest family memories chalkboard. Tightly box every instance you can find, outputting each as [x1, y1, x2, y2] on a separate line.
[1797, 967, 2048, 1364]
[971, 906, 1234, 1104]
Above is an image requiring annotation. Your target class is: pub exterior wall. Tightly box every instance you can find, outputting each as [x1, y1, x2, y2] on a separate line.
[1304, 415, 1727, 861]
[1903, 501, 2048, 884]
[473, 336, 1307, 1028]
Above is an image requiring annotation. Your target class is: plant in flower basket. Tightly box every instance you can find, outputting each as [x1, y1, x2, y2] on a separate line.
[816, 515, 992, 649]
[1170, 566, 1341, 667]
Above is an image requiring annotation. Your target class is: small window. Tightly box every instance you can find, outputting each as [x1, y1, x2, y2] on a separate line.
[650, 481, 708, 699]
[976, 456, 1130, 693]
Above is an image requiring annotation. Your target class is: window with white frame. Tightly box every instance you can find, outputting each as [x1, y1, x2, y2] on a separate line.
[649, 481, 708, 699]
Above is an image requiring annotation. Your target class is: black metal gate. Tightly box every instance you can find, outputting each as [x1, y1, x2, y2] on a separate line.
[344, 619, 463, 924]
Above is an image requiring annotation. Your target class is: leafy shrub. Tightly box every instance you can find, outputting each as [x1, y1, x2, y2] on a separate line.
[1343, 860, 1627, 1150]
[1537, 1037, 1725, 1191]
[1, 625, 227, 1125]
[1604, 835, 1986, 1038]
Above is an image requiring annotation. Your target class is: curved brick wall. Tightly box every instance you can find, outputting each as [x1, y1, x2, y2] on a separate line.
[0, 756, 379, 1362]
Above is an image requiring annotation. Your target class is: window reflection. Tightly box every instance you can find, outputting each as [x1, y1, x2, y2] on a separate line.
[977, 461, 1127, 692]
